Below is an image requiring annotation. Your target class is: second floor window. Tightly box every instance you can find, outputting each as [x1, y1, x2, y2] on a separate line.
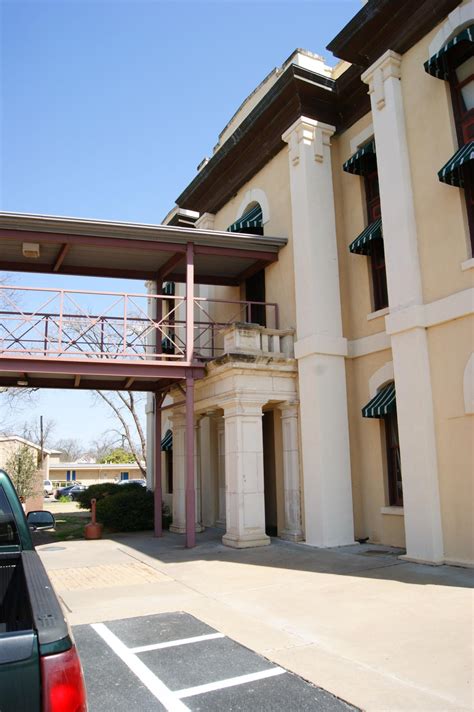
[364, 170, 388, 311]
[425, 26, 474, 253]
[344, 143, 388, 312]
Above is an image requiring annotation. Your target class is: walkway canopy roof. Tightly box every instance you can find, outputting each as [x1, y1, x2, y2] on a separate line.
[0, 213, 287, 286]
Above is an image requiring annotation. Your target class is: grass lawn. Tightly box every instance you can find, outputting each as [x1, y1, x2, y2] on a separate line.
[51, 511, 89, 541]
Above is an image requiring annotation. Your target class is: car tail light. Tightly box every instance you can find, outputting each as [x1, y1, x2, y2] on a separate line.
[41, 645, 87, 711]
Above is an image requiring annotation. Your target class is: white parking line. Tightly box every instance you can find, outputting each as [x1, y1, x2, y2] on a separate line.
[175, 667, 287, 699]
[91, 623, 190, 712]
[131, 632, 225, 653]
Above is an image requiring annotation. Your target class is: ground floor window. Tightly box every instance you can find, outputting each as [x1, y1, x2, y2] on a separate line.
[166, 451, 173, 494]
[384, 408, 403, 506]
[120, 472, 129, 481]
[362, 381, 403, 507]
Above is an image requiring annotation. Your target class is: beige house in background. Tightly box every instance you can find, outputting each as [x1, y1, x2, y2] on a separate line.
[49, 461, 144, 486]
[0, 435, 52, 512]
[147, 0, 474, 567]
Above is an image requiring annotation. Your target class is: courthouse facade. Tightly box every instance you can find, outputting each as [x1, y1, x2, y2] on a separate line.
[148, 0, 474, 567]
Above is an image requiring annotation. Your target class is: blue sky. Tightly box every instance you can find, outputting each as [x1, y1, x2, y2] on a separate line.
[0, 0, 360, 446]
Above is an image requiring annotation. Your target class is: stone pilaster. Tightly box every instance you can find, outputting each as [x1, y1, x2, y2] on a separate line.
[216, 417, 226, 529]
[195, 213, 215, 231]
[277, 403, 304, 542]
[362, 51, 444, 564]
[282, 116, 355, 548]
[222, 399, 270, 548]
[169, 411, 186, 534]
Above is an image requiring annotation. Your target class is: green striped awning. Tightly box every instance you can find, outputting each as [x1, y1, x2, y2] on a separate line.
[438, 141, 474, 187]
[163, 282, 175, 296]
[424, 25, 474, 80]
[349, 218, 383, 255]
[227, 204, 263, 233]
[343, 140, 377, 175]
[161, 429, 172, 451]
[362, 383, 396, 419]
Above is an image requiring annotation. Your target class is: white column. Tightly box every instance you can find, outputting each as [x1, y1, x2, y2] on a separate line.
[216, 417, 226, 528]
[282, 117, 355, 547]
[278, 403, 304, 542]
[194, 417, 204, 532]
[145, 280, 157, 491]
[222, 399, 270, 548]
[362, 51, 444, 564]
[169, 411, 186, 534]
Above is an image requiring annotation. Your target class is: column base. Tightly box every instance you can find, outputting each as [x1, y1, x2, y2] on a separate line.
[215, 518, 226, 530]
[170, 523, 205, 534]
[281, 530, 304, 543]
[222, 531, 271, 549]
[398, 554, 444, 566]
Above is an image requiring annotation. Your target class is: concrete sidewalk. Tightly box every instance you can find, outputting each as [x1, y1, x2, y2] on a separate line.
[37, 529, 474, 712]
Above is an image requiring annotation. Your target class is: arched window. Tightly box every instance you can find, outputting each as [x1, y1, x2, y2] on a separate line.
[362, 381, 403, 507]
[227, 202, 266, 325]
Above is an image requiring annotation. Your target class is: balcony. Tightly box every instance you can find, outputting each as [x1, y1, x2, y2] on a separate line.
[0, 285, 290, 391]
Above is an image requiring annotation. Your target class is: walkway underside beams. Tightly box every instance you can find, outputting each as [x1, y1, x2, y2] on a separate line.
[0, 358, 205, 392]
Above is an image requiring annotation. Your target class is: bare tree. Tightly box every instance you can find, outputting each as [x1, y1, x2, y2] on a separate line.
[94, 391, 146, 476]
[20, 417, 56, 448]
[53, 438, 84, 462]
[0, 274, 39, 413]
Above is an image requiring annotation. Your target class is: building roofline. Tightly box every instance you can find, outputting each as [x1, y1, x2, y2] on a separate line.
[0, 435, 54, 454]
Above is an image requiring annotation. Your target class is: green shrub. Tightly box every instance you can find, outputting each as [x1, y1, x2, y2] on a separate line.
[96, 487, 171, 532]
[76, 483, 122, 510]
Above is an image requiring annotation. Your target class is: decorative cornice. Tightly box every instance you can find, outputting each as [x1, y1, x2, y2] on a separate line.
[361, 50, 402, 111]
[282, 117, 335, 166]
[327, 0, 462, 67]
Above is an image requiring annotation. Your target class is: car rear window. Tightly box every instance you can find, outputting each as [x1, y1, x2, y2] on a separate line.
[0, 488, 20, 546]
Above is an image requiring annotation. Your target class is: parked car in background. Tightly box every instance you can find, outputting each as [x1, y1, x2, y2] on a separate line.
[116, 479, 147, 487]
[68, 484, 87, 501]
[54, 483, 85, 500]
[43, 479, 53, 497]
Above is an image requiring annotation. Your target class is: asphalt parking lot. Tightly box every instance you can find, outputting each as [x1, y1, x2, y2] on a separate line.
[74, 612, 357, 711]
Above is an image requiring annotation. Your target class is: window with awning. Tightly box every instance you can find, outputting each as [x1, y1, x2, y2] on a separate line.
[349, 218, 383, 255]
[425, 25, 474, 251]
[362, 382, 396, 419]
[424, 25, 474, 81]
[161, 429, 173, 451]
[163, 282, 175, 296]
[438, 140, 474, 187]
[227, 204, 263, 233]
[342, 140, 377, 176]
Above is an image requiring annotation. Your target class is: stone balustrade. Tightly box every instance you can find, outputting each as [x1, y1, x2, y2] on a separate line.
[221, 323, 295, 358]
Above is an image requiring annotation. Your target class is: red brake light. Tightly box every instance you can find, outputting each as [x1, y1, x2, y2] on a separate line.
[41, 645, 87, 712]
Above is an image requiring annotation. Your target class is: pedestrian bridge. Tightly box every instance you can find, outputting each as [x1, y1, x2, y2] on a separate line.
[0, 212, 287, 546]
[0, 284, 279, 392]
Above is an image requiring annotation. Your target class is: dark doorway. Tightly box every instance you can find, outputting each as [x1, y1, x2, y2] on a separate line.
[245, 269, 266, 326]
[263, 410, 277, 537]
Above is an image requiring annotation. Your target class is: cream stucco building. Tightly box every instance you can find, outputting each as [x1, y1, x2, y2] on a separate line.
[147, 0, 474, 567]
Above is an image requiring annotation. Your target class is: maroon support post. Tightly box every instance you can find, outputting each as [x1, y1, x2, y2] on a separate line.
[154, 393, 164, 537]
[185, 242, 196, 548]
[185, 375, 196, 548]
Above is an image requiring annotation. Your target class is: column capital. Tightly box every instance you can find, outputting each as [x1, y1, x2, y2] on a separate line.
[195, 212, 215, 231]
[361, 50, 402, 111]
[282, 116, 336, 165]
[169, 409, 186, 426]
[221, 397, 264, 419]
[276, 401, 299, 418]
